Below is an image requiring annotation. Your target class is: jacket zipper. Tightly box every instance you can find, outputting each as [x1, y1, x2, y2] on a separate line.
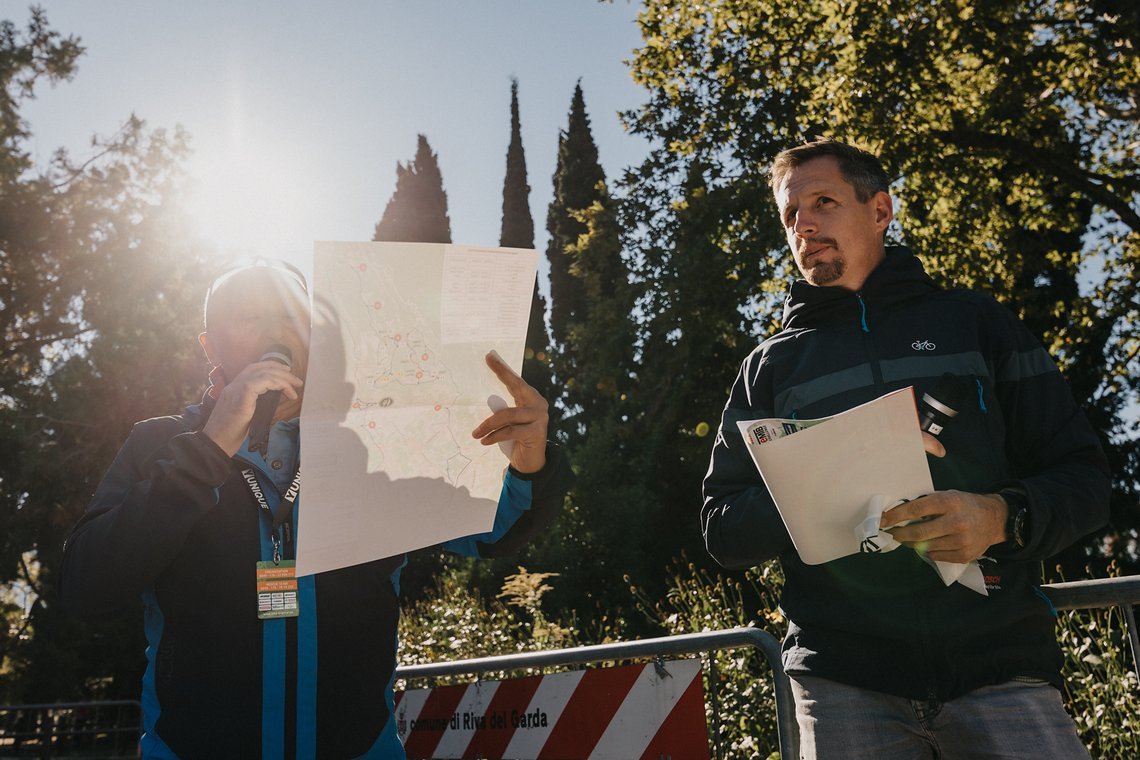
[856, 293, 885, 391]
[859, 289, 938, 696]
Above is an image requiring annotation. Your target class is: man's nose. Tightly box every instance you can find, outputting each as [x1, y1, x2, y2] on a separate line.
[793, 211, 817, 236]
[261, 312, 300, 340]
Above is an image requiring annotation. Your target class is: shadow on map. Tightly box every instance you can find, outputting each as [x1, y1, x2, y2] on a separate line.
[300, 294, 495, 575]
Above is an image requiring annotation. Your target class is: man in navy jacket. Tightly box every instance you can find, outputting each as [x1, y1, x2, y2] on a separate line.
[703, 139, 1109, 759]
[63, 260, 569, 758]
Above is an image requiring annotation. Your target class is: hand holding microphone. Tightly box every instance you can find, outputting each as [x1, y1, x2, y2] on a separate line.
[248, 344, 293, 454]
[202, 344, 302, 457]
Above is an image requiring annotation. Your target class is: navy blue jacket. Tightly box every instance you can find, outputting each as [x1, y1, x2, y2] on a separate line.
[702, 247, 1110, 700]
[62, 402, 569, 758]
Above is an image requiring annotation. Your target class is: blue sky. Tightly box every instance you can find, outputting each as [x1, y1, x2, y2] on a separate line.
[19, 1, 650, 281]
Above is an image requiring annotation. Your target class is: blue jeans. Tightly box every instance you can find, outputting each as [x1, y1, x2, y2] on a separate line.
[789, 674, 1090, 760]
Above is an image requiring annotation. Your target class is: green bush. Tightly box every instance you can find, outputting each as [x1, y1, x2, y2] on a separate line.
[397, 565, 615, 688]
[634, 560, 785, 760]
[399, 561, 1138, 760]
[1056, 566, 1140, 759]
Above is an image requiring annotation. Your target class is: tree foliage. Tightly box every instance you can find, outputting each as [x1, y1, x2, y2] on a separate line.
[529, 194, 649, 617]
[468, 85, 649, 617]
[0, 8, 85, 395]
[500, 80, 535, 252]
[545, 83, 608, 368]
[373, 133, 452, 244]
[0, 9, 211, 702]
[615, 162, 769, 596]
[624, 0, 1140, 575]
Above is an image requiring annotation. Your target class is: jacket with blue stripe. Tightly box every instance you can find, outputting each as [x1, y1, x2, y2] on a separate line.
[62, 401, 569, 758]
[702, 246, 1110, 701]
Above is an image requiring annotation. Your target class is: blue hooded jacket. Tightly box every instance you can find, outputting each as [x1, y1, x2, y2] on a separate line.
[63, 402, 569, 758]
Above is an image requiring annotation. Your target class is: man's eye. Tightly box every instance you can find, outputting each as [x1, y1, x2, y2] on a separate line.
[819, 197, 834, 206]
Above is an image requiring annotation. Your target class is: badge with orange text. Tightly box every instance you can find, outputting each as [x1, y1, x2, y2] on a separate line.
[256, 561, 299, 619]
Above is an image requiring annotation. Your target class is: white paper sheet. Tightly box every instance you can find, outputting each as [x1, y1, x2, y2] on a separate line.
[736, 388, 985, 593]
[296, 241, 538, 576]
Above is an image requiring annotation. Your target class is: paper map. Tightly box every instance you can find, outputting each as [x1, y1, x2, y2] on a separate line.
[297, 241, 537, 576]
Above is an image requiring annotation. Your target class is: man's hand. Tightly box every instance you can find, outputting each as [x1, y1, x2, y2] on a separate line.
[471, 351, 549, 474]
[202, 361, 304, 457]
[922, 431, 946, 458]
[881, 431, 1009, 563]
[881, 490, 1008, 563]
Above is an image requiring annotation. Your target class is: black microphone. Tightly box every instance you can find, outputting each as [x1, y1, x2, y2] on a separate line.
[248, 344, 292, 455]
[919, 372, 970, 437]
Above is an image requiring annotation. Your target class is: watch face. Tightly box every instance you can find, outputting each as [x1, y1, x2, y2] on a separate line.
[1013, 508, 1028, 547]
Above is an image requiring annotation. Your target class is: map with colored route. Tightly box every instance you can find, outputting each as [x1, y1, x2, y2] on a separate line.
[297, 241, 537, 576]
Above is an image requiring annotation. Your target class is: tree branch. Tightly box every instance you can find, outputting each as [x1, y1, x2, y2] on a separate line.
[0, 326, 94, 360]
[930, 127, 1140, 232]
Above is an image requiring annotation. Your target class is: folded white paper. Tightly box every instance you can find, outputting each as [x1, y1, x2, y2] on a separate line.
[736, 388, 986, 595]
[856, 495, 987, 594]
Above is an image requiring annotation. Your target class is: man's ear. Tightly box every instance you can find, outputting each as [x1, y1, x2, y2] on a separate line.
[873, 191, 894, 232]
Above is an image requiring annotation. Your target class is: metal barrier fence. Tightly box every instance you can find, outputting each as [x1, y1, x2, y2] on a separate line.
[0, 700, 140, 759]
[397, 625, 792, 760]
[0, 577, 1135, 759]
[396, 575, 1140, 760]
[1042, 576, 1140, 676]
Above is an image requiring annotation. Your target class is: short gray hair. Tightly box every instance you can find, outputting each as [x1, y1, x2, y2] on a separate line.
[769, 139, 889, 203]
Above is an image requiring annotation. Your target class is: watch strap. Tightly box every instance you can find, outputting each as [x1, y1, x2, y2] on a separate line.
[1000, 486, 1029, 548]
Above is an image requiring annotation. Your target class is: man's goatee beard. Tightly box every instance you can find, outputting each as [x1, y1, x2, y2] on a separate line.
[806, 258, 845, 286]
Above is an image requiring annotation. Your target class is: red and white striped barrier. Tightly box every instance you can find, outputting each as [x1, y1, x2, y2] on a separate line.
[395, 657, 710, 759]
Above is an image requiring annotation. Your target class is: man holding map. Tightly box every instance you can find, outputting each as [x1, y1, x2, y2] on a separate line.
[702, 139, 1109, 758]
[62, 257, 569, 758]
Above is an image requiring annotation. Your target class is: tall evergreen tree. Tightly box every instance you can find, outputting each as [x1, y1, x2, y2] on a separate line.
[562, 196, 636, 430]
[486, 85, 644, 617]
[500, 80, 535, 251]
[545, 195, 645, 608]
[373, 134, 452, 244]
[545, 83, 606, 371]
[623, 161, 768, 600]
[372, 136, 456, 603]
[499, 79, 553, 404]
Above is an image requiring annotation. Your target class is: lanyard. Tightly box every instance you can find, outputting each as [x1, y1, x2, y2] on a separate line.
[241, 467, 301, 564]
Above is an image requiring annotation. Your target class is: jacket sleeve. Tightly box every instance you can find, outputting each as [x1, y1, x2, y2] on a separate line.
[985, 300, 1111, 560]
[61, 420, 233, 620]
[443, 442, 571, 558]
[701, 351, 794, 569]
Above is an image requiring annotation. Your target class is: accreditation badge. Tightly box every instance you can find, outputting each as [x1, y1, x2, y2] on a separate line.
[256, 560, 299, 619]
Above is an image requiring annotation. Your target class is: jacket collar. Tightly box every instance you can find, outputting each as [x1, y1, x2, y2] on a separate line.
[185, 397, 210, 432]
[781, 245, 939, 330]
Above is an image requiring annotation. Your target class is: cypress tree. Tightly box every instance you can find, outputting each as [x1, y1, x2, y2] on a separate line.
[371, 133, 454, 602]
[561, 196, 635, 430]
[373, 134, 452, 244]
[541, 194, 645, 612]
[499, 79, 553, 403]
[500, 79, 535, 250]
[545, 83, 606, 358]
[512, 86, 645, 618]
